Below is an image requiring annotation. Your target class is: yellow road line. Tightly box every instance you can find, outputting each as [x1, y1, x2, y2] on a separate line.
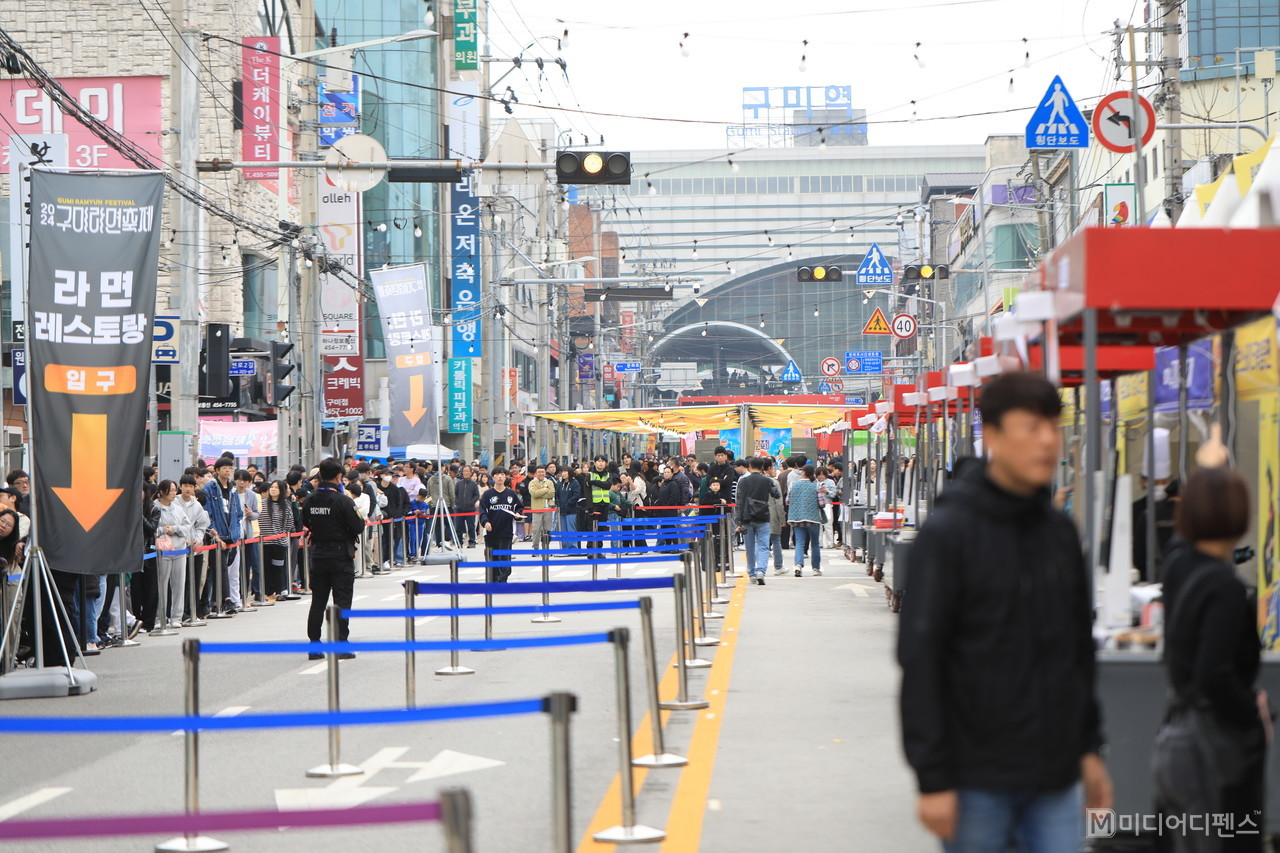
[574, 576, 749, 853]
[657, 577, 747, 853]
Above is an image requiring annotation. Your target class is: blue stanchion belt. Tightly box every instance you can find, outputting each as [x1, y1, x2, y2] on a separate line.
[344, 601, 643, 619]
[198, 633, 611, 655]
[599, 518, 719, 527]
[458, 556, 674, 569]
[6, 574, 19, 583]
[490, 544, 687, 557]
[415, 577, 675, 595]
[548, 530, 703, 540]
[0, 698, 547, 733]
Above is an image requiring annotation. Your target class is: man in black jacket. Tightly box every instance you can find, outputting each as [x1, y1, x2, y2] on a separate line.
[378, 468, 410, 569]
[302, 458, 365, 659]
[898, 372, 1111, 850]
[707, 446, 738, 492]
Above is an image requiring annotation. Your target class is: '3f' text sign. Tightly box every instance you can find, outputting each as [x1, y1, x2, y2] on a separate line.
[28, 169, 163, 575]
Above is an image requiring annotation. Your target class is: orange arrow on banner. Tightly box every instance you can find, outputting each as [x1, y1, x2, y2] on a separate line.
[52, 412, 123, 532]
[403, 374, 428, 426]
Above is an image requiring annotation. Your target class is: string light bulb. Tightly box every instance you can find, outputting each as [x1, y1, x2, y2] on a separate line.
[725, 261, 734, 275]
[376, 222, 388, 232]
[1023, 37, 1031, 68]
[829, 219, 837, 233]
[847, 227, 855, 243]
[914, 42, 925, 68]
[413, 220, 422, 238]
[691, 239, 698, 259]
[798, 39, 808, 72]
[765, 230, 773, 246]
[759, 314, 766, 329]
[727, 157, 739, 173]
[813, 305, 820, 317]
[701, 323, 708, 337]
[1008, 76, 1015, 93]
[679, 32, 690, 58]
[647, 181, 657, 196]
[786, 245, 794, 261]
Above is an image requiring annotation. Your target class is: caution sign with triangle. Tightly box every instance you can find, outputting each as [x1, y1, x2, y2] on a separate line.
[862, 307, 892, 335]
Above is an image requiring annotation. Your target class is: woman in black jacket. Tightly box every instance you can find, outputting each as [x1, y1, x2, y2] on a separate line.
[1158, 465, 1270, 851]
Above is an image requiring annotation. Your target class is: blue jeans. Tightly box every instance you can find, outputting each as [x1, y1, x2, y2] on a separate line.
[770, 533, 784, 569]
[793, 523, 821, 570]
[943, 785, 1082, 853]
[560, 513, 577, 548]
[741, 520, 770, 576]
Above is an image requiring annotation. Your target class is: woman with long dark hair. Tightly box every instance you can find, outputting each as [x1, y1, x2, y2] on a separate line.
[258, 480, 297, 600]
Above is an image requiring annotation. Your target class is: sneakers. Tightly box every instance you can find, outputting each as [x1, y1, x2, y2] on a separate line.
[307, 652, 323, 661]
[773, 568, 787, 576]
[813, 567, 823, 576]
[753, 576, 766, 585]
[794, 566, 803, 577]
[337, 652, 357, 661]
[127, 619, 144, 639]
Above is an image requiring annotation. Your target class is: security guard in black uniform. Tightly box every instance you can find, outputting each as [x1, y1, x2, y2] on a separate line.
[302, 457, 365, 659]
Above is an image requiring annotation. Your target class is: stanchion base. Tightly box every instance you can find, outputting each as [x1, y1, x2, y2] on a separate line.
[305, 762, 364, 778]
[693, 637, 720, 646]
[434, 665, 476, 676]
[205, 612, 233, 620]
[716, 583, 734, 590]
[155, 834, 230, 852]
[183, 619, 207, 627]
[633, 752, 688, 768]
[593, 824, 666, 844]
[0, 667, 98, 699]
[679, 658, 712, 669]
[149, 627, 179, 637]
[659, 698, 709, 711]
[710, 595, 730, 604]
[702, 611, 724, 620]
[530, 615, 562, 623]
[251, 600, 274, 607]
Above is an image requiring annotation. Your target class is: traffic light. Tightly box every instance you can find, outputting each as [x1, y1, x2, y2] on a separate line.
[902, 264, 949, 282]
[200, 323, 232, 398]
[269, 340, 296, 406]
[797, 265, 842, 282]
[555, 151, 631, 185]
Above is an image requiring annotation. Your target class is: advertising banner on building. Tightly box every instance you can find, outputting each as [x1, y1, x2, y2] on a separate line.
[1258, 396, 1280, 648]
[241, 37, 281, 181]
[454, 0, 478, 70]
[199, 418, 278, 460]
[27, 169, 163, 575]
[447, 357, 472, 433]
[450, 173, 482, 358]
[1153, 341, 1213, 413]
[323, 354, 364, 418]
[317, 180, 363, 356]
[445, 80, 481, 161]
[370, 263, 439, 446]
[318, 74, 360, 148]
[9, 133, 68, 335]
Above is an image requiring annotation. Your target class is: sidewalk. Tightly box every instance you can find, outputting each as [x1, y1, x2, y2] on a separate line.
[696, 548, 933, 851]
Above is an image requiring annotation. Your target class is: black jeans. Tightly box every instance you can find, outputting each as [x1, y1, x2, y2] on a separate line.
[484, 534, 513, 582]
[307, 561, 355, 643]
[264, 543, 289, 596]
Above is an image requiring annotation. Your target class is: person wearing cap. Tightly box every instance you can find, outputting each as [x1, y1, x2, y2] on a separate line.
[301, 458, 364, 660]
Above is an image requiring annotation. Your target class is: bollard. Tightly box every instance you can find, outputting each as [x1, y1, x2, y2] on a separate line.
[661, 572, 710, 709]
[435, 557, 475, 676]
[690, 546, 719, 645]
[115, 572, 140, 646]
[680, 554, 713, 666]
[405, 579, 418, 708]
[307, 603, 363, 778]
[593, 627, 666, 844]
[531, 551, 561, 623]
[439, 787, 474, 853]
[704, 533, 727, 614]
[207, 546, 231, 620]
[154, 639, 227, 853]
[185, 553, 206, 627]
[632, 597, 688, 768]
[547, 691, 576, 853]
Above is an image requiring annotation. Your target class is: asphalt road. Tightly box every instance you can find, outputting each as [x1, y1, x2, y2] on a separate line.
[0, 542, 930, 853]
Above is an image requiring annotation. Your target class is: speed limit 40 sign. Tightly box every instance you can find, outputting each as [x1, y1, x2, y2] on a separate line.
[891, 314, 918, 339]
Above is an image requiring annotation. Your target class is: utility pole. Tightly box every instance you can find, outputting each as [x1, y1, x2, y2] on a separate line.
[296, 0, 323, 462]
[1127, 27, 1148, 227]
[171, 2, 202, 463]
[1159, 0, 1185, 221]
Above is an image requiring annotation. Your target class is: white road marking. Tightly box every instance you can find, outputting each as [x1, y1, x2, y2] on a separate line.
[835, 582, 871, 597]
[351, 595, 367, 602]
[381, 594, 405, 602]
[275, 746, 504, 810]
[402, 749, 505, 783]
[415, 616, 438, 627]
[0, 787, 72, 822]
[172, 705, 248, 734]
[300, 662, 328, 675]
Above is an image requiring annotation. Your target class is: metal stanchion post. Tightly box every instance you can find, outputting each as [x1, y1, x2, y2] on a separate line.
[405, 579, 418, 709]
[307, 603, 363, 778]
[300, 533, 312, 595]
[661, 573, 709, 708]
[718, 516, 735, 586]
[207, 546, 231, 619]
[236, 540, 255, 613]
[632, 597, 687, 768]
[532, 550, 560, 623]
[185, 553, 205, 627]
[436, 557, 474, 676]
[439, 787, 474, 853]
[481, 547, 495, 644]
[691, 543, 719, 641]
[116, 572, 140, 646]
[548, 691, 576, 853]
[594, 628, 666, 843]
[680, 554, 713, 664]
[708, 525, 729, 607]
[155, 639, 226, 852]
[253, 538, 272, 606]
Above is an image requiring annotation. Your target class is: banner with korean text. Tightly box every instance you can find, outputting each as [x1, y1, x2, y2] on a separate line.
[370, 263, 439, 447]
[199, 418, 279, 461]
[447, 357, 472, 433]
[241, 37, 281, 181]
[28, 169, 163, 575]
[450, 173, 482, 358]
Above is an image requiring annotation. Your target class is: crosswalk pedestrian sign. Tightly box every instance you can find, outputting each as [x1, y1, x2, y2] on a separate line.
[817, 381, 832, 394]
[780, 359, 803, 382]
[1025, 76, 1088, 149]
[855, 242, 894, 286]
[862, 307, 892, 335]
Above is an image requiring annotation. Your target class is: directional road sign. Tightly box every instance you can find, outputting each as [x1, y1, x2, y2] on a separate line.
[845, 350, 883, 374]
[845, 396, 866, 407]
[862, 307, 892, 335]
[229, 359, 257, 376]
[1092, 91, 1156, 154]
[780, 359, 803, 382]
[614, 362, 642, 373]
[820, 356, 841, 377]
[854, 242, 894, 286]
[891, 314, 918, 339]
[1025, 76, 1089, 149]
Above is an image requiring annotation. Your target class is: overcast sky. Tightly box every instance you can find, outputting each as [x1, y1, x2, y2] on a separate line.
[482, 0, 1146, 153]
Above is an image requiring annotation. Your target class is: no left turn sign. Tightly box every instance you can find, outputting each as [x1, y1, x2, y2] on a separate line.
[820, 357, 841, 377]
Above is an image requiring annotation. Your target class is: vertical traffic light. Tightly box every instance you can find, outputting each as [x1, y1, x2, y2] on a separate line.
[269, 340, 296, 405]
[200, 322, 232, 398]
